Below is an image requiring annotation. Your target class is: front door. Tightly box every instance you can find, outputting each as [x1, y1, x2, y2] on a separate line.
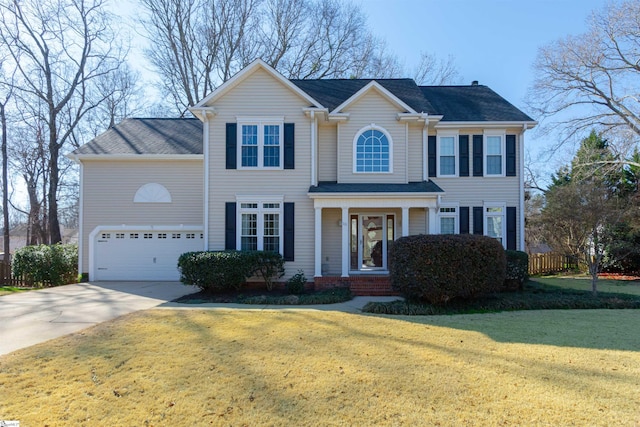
[350, 214, 395, 271]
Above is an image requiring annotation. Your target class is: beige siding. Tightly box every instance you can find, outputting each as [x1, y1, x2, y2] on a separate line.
[321, 208, 342, 276]
[80, 159, 204, 272]
[318, 124, 337, 182]
[409, 208, 427, 235]
[407, 124, 424, 182]
[207, 67, 314, 280]
[338, 90, 406, 183]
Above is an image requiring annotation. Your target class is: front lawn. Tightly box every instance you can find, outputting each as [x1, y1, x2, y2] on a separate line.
[1, 308, 639, 425]
[363, 276, 640, 315]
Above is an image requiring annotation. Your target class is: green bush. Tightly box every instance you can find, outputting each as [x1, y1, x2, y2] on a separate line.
[12, 243, 78, 287]
[178, 251, 254, 291]
[249, 251, 285, 291]
[504, 250, 529, 290]
[285, 270, 307, 294]
[389, 234, 506, 305]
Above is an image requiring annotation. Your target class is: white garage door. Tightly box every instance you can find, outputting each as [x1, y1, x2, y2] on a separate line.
[93, 228, 204, 281]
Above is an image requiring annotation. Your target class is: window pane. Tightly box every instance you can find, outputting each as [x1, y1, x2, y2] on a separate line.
[241, 213, 257, 236]
[242, 125, 258, 145]
[440, 155, 455, 175]
[487, 136, 501, 155]
[440, 217, 455, 234]
[263, 237, 279, 252]
[440, 137, 455, 155]
[242, 146, 258, 167]
[486, 216, 502, 239]
[487, 155, 502, 174]
[241, 237, 258, 251]
[356, 129, 389, 172]
[263, 146, 280, 167]
[263, 125, 280, 145]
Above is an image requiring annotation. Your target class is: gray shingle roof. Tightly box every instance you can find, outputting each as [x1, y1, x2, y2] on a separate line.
[309, 181, 444, 194]
[291, 79, 435, 113]
[419, 85, 534, 122]
[73, 118, 203, 155]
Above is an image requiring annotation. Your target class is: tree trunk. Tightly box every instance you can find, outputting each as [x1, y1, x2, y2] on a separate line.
[589, 254, 598, 296]
[48, 130, 61, 244]
[1, 102, 9, 264]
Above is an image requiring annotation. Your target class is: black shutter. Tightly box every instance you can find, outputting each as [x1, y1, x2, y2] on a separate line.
[428, 135, 436, 177]
[225, 202, 236, 250]
[473, 206, 483, 235]
[473, 135, 483, 176]
[226, 123, 237, 169]
[284, 123, 295, 169]
[459, 206, 470, 234]
[506, 135, 516, 177]
[283, 203, 294, 261]
[459, 135, 469, 177]
[506, 206, 517, 250]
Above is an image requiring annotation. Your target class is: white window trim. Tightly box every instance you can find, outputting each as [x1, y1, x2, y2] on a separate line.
[483, 130, 506, 177]
[236, 195, 284, 253]
[483, 202, 507, 248]
[352, 124, 394, 174]
[237, 117, 284, 170]
[437, 130, 458, 177]
[437, 203, 459, 234]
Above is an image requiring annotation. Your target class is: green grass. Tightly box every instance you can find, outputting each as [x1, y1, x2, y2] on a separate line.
[363, 276, 640, 315]
[0, 286, 34, 296]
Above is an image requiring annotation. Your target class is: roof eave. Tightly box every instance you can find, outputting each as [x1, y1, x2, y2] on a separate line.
[435, 120, 537, 129]
[308, 191, 442, 199]
[68, 154, 204, 162]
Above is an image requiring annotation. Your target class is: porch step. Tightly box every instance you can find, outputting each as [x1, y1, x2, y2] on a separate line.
[313, 276, 398, 296]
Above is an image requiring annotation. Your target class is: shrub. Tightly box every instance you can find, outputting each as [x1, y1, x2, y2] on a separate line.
[389, 234, 506, 305]
[504, 250, 529, 290]
[12, 243, 78, 287]
[285, 270, 307, 294]
[178, 251, 255, 291]
[249, 251, 285, 291]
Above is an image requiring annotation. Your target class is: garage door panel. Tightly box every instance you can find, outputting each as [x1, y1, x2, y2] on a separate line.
[94, 230, 203, 281]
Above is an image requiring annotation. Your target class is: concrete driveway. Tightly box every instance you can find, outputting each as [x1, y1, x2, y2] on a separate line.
[0, 281, 196, 356]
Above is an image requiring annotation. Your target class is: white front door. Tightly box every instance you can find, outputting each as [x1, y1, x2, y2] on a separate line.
[350, 214, 395, 271]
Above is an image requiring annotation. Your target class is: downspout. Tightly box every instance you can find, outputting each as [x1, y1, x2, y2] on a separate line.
[76, 156, 84, 279]
[422, 126, 427, 181]
[203, 111, 210, 251]
[310, 110, 317, 186]
[519, 124, 526, 251]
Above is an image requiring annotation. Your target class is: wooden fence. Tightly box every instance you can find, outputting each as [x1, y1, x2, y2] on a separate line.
[0, 262, 30, 287]
[528, 253, 579, 276]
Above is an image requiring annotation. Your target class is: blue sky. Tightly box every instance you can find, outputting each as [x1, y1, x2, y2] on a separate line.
[365, 0, 608, 180]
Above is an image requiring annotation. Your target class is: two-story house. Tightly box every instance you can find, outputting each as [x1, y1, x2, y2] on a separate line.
[70, 59, 535, 294]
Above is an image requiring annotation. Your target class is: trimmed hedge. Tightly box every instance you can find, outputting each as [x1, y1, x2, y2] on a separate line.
[177, 250, 285, 292]
[389, 234, 506, 305]
[12, 243, 78, 287]
[504, 250, 529, 290]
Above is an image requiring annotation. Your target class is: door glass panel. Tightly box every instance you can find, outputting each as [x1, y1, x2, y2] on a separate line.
[387, 215, 394, 264]
[350, 215, 358, 270]
[362, 216, 383, 268]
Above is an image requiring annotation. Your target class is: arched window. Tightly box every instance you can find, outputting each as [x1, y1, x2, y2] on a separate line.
[134, 183, 172, 203]
[354, 126, 392, 173]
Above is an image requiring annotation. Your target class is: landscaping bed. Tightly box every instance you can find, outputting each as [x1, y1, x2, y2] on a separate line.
[174, 286, 352, 305]
[363, 277, 640, 315]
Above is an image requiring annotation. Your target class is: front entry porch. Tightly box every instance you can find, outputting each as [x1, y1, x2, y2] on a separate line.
[308, 181, 444, 284]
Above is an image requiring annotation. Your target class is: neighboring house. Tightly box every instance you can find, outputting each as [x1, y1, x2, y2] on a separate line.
[69, 59, 535, 293]
[0, 224, 78, 258]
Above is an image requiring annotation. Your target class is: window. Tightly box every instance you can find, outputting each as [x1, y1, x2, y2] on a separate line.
[437, 133, 457, 176]
[238, 199, 283, 253]
[158, 233, 167, 239]
[116, 233, 124, 239]
[129, 233, 138, 239]
[101, 233, 111, 239]
[143, 233, 153, 239]
[484, 205, 506, 246]
[484, 133, 505, 176]
[353, 126, 392, 173]
[238, 119, 283, 169]
[437, 206, 458, 234]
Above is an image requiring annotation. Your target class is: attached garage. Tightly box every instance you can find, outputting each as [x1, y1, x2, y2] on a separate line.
[90, 226, 204, 281]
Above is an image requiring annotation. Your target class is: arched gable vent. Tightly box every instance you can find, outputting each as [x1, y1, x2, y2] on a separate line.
[134, 183, 172, 203]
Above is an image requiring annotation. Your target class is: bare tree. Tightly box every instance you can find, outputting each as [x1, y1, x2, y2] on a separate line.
[0, 59, 13, 262]
[413, 52, 462, 86]
[0, 0, 128, 244]
[528, 0, 640, 143]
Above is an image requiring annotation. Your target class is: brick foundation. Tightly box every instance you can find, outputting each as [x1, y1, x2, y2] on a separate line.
[313, 275, 397, 296]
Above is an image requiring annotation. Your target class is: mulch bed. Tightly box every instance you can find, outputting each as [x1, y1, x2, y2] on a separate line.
[174, 288, 294, 303]
[599, 273, 640, 281]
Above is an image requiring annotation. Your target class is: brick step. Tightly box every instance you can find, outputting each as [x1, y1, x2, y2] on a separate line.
[313, 276, 399, 296]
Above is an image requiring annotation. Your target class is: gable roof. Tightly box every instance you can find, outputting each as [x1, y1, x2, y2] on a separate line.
[72, 118, 203, 156]
[419, 85, 534, 122]
[291, 78, 435, 113]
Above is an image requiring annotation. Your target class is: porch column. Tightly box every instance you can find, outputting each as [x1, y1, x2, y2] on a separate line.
[314, 207, 322, 277]
[428, 207, 437, 234]
[341, 207, 349, 277]
[401, 207, 409, 237]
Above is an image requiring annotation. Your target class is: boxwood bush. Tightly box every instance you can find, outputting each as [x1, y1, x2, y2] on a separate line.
[12, 243, 78, 287]
[177, 250, 285, 292]
[389, 234, 506, 305]
[504, 250, 529, 290]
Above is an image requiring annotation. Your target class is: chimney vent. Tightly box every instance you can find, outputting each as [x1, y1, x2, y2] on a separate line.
[471, 80, 479, 86]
